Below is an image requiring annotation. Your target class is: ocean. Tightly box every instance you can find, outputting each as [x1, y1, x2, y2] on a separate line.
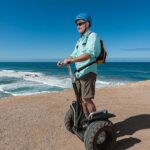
[0, 62, 150, 99]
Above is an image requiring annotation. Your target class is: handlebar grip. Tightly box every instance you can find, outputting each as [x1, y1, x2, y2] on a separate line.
[57, 60, 71, 67]
[57, 61, 64, 67]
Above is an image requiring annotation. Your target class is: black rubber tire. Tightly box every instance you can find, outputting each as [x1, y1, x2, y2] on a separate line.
[84, 120, 116, 150]
[64, 108, 74, 134]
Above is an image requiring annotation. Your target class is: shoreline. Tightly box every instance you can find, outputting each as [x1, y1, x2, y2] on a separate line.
[0, 80, 150, 149]
[1, 79, 150, 101]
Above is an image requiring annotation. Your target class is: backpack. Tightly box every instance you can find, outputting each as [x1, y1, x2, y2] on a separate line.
[85, 32, 107, 64]
[97, 40, 107, 64]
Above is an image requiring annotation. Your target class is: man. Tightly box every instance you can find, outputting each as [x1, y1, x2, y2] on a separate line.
[63, 13, 100, 118]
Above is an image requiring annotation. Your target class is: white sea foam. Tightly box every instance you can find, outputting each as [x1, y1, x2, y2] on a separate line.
[0, 70, 42, 78]
[0, 70, 70, 97]
[0, 70, 71, 88]
[10, 91, 52, 96]
[24, 75, 71, 88]
[96, 79, 127, 88]
[0, 82, 50, 97]
[0, 69, 128, 97]
[0, 87, 4, 92]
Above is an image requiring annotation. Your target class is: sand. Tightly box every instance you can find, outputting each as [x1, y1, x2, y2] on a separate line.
[0, 80, 150, 150]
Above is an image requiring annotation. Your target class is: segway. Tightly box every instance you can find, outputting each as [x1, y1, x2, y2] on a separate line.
[57, 61, 116, 150]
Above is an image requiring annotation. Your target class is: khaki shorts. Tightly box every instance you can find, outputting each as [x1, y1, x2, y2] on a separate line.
[75, 72, 96, 100]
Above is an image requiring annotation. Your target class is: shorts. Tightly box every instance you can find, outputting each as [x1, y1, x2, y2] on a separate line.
[75, 72, 96, 100]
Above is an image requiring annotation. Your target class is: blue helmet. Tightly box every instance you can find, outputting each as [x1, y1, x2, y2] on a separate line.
[75, 13, 92, 27]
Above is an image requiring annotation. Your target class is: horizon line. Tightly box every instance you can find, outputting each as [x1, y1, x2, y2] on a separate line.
[0, 58, 150, 63]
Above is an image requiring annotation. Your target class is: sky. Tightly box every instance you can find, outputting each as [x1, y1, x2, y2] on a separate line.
[0, 0, 150, 62]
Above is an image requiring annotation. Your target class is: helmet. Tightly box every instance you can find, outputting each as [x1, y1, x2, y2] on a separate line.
[75, 13, 92, 27]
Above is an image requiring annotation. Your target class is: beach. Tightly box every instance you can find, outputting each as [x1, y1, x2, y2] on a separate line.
[0, 80, 150, 150]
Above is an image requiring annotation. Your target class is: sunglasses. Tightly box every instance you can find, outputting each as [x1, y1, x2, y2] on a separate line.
[76, 22, 86, 26]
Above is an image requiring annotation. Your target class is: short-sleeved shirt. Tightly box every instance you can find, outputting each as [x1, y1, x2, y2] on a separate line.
[70, 30, 101, 78]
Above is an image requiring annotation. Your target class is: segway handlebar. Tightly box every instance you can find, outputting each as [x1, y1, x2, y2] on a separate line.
[57, 61, 65, 67]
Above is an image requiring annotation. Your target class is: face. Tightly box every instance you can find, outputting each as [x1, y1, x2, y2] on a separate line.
[76, 19, 89, 34]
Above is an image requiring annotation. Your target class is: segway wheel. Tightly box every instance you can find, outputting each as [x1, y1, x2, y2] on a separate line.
[84, 121, 116, 150]
[64, 108, 74, 134]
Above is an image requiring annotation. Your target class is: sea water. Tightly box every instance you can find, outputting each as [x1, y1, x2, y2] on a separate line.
[0, 62, 150, 99]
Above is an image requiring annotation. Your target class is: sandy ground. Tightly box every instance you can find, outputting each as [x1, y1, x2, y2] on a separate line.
[0, 80, 150, 150]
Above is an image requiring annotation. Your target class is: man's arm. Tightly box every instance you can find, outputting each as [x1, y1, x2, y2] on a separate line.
[63, 54, 90, 64]
[72, 53, 90, 62]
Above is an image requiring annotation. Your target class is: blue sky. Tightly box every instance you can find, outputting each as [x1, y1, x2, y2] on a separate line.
[0, 0, 150, 62]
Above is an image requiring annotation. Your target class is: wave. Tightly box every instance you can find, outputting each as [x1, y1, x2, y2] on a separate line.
[0, 69, 129, 98]
[0, 70, 71, 88]
[0, 70, 42, 78]
[9, 90, 59, 96]
[0, 70, 71, 97]
[113, 69, 150, 74]
[0, 87, 4, 92]
[24, 75, 71, 88]
[96, 80, 127, 88]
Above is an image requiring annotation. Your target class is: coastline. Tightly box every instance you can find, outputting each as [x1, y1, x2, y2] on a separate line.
[1, 79, 149, 100]
[0, 80, 150, 149]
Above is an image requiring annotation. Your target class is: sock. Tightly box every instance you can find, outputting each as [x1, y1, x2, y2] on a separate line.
[85, 113, 89, 119]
